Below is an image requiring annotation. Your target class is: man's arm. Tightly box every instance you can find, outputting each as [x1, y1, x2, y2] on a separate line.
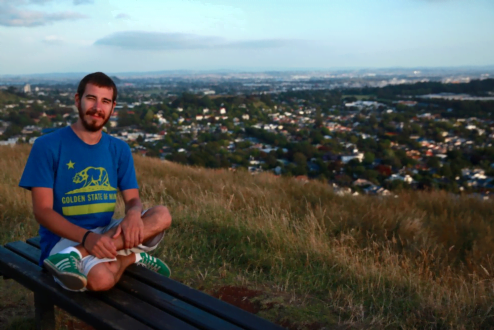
[117, 188, 144, 249]
[32, 187, 117, 258]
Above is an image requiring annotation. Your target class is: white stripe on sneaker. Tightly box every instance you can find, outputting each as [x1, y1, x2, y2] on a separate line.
[58, 261, 70, 269]
[55, 259, 69, 267]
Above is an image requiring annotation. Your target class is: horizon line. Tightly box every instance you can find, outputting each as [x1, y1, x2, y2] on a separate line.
[1, 64, 494, 79]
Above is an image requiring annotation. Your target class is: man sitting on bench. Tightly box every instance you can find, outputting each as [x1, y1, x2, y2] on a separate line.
[19, 72, 172, 292]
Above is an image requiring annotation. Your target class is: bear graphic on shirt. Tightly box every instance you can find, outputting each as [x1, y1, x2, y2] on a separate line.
[66, 167, 117, 194]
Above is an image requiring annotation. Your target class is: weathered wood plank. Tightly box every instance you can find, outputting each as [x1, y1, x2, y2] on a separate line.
[126, 266, 286, 330]
[6, 241, 40, 263]
[0, 246, 154, 330]
[27, 236, 41, 248]
[25, 236, 286, 330]
[11, 241, 241, 330]
[5, 242, 199, 330]
[91, 289, 199, 330]
[117, 276, 243, 330]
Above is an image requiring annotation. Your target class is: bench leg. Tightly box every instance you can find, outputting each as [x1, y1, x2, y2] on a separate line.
[0, 269, 11, 280]
[34, 292, 55, 330]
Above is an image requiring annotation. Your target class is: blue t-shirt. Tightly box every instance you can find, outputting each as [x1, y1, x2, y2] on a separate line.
[19, 126, 139, 264]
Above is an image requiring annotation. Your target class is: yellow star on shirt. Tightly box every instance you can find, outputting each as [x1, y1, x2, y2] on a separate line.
[67, 160, 75, 169]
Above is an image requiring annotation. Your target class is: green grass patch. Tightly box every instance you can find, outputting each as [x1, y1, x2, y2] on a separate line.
[3, 146, 494, 329]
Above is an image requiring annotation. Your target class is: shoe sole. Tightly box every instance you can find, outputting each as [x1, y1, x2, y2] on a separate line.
[44, 260, 87, 291]
[161, 263, 171, 277]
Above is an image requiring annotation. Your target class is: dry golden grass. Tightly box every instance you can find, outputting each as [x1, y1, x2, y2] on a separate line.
[2, 145, 494, 329]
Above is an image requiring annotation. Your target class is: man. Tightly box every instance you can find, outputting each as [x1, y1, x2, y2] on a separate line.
[19, 72, 172, 292]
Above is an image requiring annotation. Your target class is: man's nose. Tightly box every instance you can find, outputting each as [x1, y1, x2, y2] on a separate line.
[92, 99, 104, 110]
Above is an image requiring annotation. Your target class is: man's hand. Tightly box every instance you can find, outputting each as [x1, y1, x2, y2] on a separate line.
[116, 211, 144, 249]
[84, 232, 117, 259]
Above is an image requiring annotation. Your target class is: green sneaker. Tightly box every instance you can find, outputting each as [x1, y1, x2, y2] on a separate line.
[136, 252, 171, 277]
[43, 252, 87, 291]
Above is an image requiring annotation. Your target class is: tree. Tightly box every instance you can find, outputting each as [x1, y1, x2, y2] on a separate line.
[310, 130, 324, 144]
[438, 164, 452, 179]
[144, 109, 154, 123]
[426, 157, 440, 169]
[39, 116, 51, 128]
[292, 165, 307, 176]
[118, 108, 133, 127]
[314, 109, 323, 128]
[363, 152, 375, 165]
[266, 154, 278, 168]
[293, 152, 307, 167]
[2, 124, 22, 139]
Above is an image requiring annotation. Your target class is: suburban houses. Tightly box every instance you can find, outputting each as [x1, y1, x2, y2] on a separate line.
[1, 77, 494, 198]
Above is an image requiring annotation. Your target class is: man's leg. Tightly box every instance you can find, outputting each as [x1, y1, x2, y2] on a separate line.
[84, 206, 172, 291]
[86, 255, 135, 291]
[45, 205, 171, 291]
[78, 205, 172, 257]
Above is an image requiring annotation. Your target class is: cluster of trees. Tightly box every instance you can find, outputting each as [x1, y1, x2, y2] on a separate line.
[347, 79, 494, 99]
[161, 115, 494, 192]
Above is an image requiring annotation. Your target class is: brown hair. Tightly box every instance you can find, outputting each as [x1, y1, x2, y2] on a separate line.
[77, 72, 117, 102]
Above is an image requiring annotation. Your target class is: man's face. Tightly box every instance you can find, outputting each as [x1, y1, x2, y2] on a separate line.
[75, 83, 115, 132]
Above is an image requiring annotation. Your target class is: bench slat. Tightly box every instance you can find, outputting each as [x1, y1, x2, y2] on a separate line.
[13, 241, 242, 330]
[125, 266, 285, 330]
[27, 236, 41, 248]
[5, 241, 39, 263]
[0, 246, 154, 330]
[26, 236, 285, 330]
[117, 276, 243, 330]
[92, 289, 200, 330]
[5, 241, 200, 330]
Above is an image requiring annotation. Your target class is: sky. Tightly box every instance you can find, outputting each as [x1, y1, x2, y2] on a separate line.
[1, 0, 494, 75]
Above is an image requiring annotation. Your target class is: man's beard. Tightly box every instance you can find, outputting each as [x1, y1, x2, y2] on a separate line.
[78, 105, 111, 132]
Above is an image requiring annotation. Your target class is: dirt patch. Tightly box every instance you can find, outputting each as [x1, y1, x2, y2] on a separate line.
[61, 318, 95, 330]
[56, 308, 95, 330]
[212, 285, 263, 314]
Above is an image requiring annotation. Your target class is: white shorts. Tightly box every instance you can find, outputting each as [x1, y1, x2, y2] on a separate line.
[49, 212, 164, 290]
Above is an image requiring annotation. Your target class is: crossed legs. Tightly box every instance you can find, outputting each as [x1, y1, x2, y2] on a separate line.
[82, 205, 172, 291]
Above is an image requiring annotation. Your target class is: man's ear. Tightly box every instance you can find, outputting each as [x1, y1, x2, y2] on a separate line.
[111, 101, 116, 116]
[74, 93, 81, 106]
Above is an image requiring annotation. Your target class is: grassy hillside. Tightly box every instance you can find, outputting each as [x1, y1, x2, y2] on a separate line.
[1, 145, 494, 329]
[0, 90, 22, 105]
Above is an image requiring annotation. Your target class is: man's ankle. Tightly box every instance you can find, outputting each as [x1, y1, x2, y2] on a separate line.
[74, 245, 89, 258]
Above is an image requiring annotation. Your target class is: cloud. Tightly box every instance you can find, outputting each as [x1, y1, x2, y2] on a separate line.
[72, 0, 93, 5]
[42, 35, 65, 44]
[115, 13, 130, 20]
[26, 0, 54, 4]
[0, 0, 93, 5]
[0, 6, 87, 27]
[413, 0, 452, 2]
[0, 1, 88, 27]
[94, 31, 296, 51]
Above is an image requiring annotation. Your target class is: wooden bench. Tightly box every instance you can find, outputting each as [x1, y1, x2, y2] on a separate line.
[0, 237, 286, 330]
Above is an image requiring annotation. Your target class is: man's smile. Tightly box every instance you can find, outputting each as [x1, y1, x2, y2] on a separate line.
[87, 112, 104, 119]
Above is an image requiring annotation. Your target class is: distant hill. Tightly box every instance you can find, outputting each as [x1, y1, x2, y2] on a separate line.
[0, 90, 22, 105]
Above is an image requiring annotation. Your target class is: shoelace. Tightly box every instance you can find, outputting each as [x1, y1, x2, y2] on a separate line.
[137, 255, 160, 272]
[73, 256, 84, 273]
[67, 254, 84, 273]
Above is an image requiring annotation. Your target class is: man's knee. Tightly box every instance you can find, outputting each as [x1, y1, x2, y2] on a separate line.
[87, 263, 116, 291]
[145, 205, 172, 231]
